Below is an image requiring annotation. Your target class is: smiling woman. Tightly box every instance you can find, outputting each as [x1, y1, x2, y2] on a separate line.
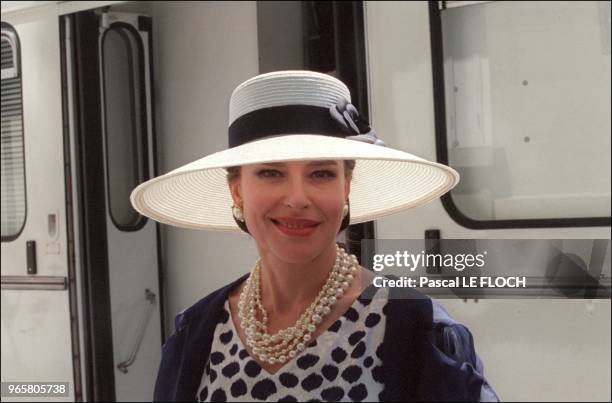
[130, 71, 497, 401]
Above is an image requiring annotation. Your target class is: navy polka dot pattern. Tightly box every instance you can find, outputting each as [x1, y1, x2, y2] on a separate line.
[219, 309, 230, 324]
[222, 362, 240, 378]
[321, 365, 338, 382]
[196, 288, 388, 401]
[365, 313, 381, 328]
[220, 330, 233, 344]
[343, 307, 360, 322]
[351, 342, 366, 359]
[210, 388, 226, 401]
[210, 352, 224, 365]
[231, 379, 247, 398]
[331, 347, 347, 363]
[279, 373, 299, 388]
[321, 386, 344, 401]
[328, 320, 342, 333]
[301, 373, 324, 391]
[252, 379, 277, 400]
[297, 354, 319, 370]
[348, 384, 367, 401]
[348, 331, 366, 345]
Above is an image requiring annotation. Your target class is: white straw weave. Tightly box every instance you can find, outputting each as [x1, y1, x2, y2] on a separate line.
[130, 71, 459, 231]
[229, 71, 350, 125]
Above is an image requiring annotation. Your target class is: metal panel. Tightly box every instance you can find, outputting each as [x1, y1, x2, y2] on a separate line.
[0, 4, 75, 401]
[98, 10, 162, 402]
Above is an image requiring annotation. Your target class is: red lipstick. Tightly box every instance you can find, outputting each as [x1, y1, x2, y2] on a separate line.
[271, 217, 320, 237]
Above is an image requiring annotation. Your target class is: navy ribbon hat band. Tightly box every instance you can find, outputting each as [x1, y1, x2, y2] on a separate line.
[228, 101, 382, 148]
[228, 105, 345, 148]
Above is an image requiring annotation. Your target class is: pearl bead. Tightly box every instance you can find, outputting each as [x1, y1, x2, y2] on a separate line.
[239, 249, 351, 364]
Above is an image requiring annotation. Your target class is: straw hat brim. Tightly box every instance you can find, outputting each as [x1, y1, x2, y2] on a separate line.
[130, 134, 459, 231]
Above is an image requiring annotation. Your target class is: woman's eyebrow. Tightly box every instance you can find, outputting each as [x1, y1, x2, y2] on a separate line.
[259, 161, 338, 167]
[307, 161, 338, 167]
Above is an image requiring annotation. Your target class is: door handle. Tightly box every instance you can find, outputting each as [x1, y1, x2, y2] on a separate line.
[117, 288, 157, 373]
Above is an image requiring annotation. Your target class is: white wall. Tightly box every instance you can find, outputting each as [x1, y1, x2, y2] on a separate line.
[149, 1, 261, 335]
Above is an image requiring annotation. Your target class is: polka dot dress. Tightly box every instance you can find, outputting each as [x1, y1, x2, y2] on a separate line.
[196, 287, 388, 402]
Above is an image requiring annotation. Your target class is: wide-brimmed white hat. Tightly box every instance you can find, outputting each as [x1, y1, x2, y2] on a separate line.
[130, 71, 459, 231]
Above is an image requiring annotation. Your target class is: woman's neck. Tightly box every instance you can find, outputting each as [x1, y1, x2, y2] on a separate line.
[257, 242, 338, 317]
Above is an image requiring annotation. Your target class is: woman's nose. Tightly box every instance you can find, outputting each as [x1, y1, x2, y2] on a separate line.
[283, 176, 310, 210]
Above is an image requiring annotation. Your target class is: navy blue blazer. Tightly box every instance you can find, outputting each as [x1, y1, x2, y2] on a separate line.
[154, 274, 498, 402]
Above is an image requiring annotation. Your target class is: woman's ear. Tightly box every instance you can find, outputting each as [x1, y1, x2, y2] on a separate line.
[344, 175, 351, 200]
[228, 179, 242, 207]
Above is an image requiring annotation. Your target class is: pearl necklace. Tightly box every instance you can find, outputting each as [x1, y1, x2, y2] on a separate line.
[238, 244, 359, 365]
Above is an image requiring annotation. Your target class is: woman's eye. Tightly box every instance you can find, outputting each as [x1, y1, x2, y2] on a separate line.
[312, 170, 337, 179]
[256, 169, 282, 178]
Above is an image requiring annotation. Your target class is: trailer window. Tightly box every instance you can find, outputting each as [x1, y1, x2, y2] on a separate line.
[432, 1, 611, 228]
[101, 24, 147, 231]
[1, 23, 26, 242]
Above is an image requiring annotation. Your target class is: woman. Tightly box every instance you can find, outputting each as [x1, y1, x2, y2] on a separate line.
[131, 71, 498, 402]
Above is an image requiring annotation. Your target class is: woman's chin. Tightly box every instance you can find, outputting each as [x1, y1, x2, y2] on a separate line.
[270, 239, 338, 265]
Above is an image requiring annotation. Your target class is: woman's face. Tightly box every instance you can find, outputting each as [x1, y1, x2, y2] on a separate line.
[229, 160, 351, 264]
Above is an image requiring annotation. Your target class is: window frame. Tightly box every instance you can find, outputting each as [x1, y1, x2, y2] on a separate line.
[428, 1, 611, 229]
[1, 21, 28, 242]
[100, 21, 149, 232]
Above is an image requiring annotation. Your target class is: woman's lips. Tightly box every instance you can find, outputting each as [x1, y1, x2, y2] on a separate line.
[271, 217, 320, 237]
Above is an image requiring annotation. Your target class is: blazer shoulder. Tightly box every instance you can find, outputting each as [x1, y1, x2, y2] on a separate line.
[173, 272, 249, 331]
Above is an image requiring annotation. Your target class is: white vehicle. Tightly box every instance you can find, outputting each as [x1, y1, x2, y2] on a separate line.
[1, 1, 610, 401]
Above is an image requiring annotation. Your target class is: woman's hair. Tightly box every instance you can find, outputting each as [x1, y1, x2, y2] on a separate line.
[226, 160, 356, 234]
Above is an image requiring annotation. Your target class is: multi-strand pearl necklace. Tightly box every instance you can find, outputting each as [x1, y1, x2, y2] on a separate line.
[238, 244, 359, 365]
